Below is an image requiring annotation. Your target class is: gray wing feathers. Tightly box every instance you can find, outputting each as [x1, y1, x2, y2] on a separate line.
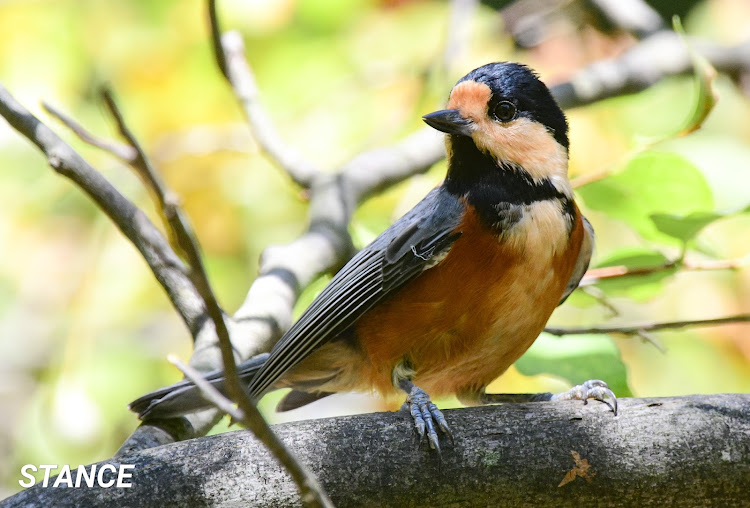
[246, 187, 465, 398]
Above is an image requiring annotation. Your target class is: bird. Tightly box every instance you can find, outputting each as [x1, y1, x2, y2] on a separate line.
[130, 62, 616, 452]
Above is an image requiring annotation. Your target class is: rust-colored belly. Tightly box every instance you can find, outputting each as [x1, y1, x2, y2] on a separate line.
[354, 204, 584, 398]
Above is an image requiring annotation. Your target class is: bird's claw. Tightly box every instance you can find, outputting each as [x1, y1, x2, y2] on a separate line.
[403, 386, 452, 452]
[551, 379, 618, 416]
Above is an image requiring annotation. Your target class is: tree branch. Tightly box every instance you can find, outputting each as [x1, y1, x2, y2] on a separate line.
[42, 101, 137, 161]
[170, 357, 333, 507]
[587, 0, 663, 39]
[443, 0, 479, 71]
[580, 254, 750, 286]
[545, 313, 750, 337]
[550, 32, 750, 110]
[208, 0, 319, 188]
[0, 84, 207, 336]
[98, 88, 332, 506]
[7, 394, 750, 507]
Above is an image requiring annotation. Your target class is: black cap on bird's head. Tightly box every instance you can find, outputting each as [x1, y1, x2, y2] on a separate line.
[422, 62, 570, 186]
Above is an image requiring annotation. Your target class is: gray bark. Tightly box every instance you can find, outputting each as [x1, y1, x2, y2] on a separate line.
[5, 394, 749, 507]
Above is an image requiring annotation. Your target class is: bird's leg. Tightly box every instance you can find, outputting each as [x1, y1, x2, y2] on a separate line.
[393, 362, 452, 452]
[466, 379, 618, 416]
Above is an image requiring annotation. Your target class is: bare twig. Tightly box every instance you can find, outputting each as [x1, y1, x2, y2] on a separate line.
[42, 101, 137, 161]
[99, 88, 215, 296]
[579, 285, 620, 317]
[168, 355, 241, 419]
[581, 261, 677, 286]
[339, 127, 445, 204]
[0, 84, 206, 336]
[545, 314, 750, 336]
[580, 254, 750, 286]
[208, 0, 319, 188]
[635, 329, 666, 353]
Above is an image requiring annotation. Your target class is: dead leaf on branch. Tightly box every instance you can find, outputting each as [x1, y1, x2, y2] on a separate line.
[558, 450, 595, 487]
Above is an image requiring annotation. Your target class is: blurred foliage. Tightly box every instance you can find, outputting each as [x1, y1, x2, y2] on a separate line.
[1, 0, 750, 497]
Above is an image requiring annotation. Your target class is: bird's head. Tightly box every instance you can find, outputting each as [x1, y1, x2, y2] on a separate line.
[423, 62, 570, 196]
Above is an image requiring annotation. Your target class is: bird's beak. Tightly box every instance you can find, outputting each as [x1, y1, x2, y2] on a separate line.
[422, 109, 473, 136]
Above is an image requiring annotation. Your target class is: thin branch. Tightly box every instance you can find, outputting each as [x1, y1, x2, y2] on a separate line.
[579, 285, 620, 317]
[545, 313, 750, 336]
[635, 329, 666, 353]
[99, 88, 212, 293]
[42, 101, 137, 161]
[0, 83, 206, 335]
[169, 355, 242, 419]
[208, 0, 319, 188]
[580, 254, 750, 286]
[581, 261, 677, 286]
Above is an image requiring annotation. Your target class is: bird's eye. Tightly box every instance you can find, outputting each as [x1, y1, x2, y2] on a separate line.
[493, 101, 516, 122]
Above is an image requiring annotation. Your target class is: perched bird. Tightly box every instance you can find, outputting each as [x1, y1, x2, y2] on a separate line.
[130, 62, 615, 451]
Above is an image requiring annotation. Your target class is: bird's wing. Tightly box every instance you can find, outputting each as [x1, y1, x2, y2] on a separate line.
[559, 214, 594, 305]
[247, 186, 465, 398]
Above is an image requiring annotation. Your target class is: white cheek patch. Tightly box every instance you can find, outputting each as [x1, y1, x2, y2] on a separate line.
[473, 118, 571, 194]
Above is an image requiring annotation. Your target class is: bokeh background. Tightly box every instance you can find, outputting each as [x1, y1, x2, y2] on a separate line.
[1, 0, 750, 497]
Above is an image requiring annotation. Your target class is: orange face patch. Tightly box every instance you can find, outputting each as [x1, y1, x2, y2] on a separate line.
[447, 80, 492, 122]
[446, 80, 570, 196]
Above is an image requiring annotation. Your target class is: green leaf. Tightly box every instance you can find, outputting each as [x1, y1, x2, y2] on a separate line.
[578, 151, 713, 243]
[516, 333, 632, 397]
[593, 247, 675, 300]
[650, 211, 723, 244]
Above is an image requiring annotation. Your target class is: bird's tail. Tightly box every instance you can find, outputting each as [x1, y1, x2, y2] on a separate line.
[129, 353, 270, 420]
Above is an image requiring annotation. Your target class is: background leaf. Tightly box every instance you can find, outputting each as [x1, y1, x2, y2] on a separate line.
[578, 151, 713, 243]
[650, 211, 723, 244]
[515, 334, 633, 398]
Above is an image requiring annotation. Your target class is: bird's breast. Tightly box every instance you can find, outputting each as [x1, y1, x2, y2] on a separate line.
[355, 200, 584, 398]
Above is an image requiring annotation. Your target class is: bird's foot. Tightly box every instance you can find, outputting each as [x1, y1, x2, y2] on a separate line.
[551, 379, 618, 416]
[401, 386, 453, 452]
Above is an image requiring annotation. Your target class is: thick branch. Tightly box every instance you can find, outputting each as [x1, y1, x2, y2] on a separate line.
[339, 127, 445, 204]
[8, 395, 750, 507]
[0, 84, 206, 335]
[342, 36, 750, 195]
[170, 357, 333, 507]
[551, 32, 750, 109]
